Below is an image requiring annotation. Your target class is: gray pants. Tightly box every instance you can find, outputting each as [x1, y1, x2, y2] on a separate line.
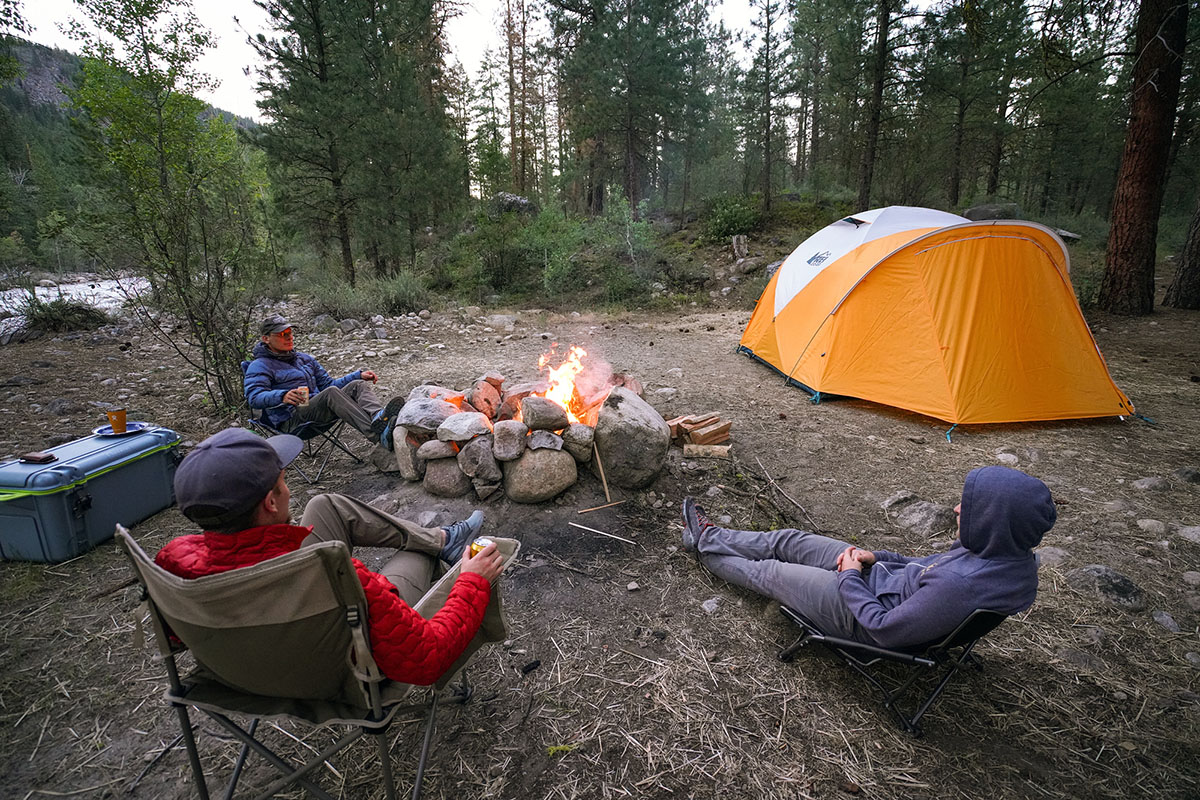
[698, 525, 865, 639]
[299, 493, 507, 685]
[283, 380, 382, 440]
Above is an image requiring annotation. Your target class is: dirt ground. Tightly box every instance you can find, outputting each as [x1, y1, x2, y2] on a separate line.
[1, 285, 1198, 799]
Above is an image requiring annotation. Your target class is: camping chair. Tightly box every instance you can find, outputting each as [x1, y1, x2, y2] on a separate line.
[777, 606, 1008, 737]
[240, 362, 363, 483]
[117, 525, 440, 800]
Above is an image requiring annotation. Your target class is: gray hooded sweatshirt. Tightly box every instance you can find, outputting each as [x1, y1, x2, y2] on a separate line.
[836, 466, 1056, 649]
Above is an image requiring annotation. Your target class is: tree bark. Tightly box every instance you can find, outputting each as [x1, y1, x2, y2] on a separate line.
[1164, 195, 1200, 309]
[1098, 0, 1189, 315]
[856, 0, 893, 211]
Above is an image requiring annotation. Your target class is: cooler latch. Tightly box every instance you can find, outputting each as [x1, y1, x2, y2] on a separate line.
[72, 492, 92, 516]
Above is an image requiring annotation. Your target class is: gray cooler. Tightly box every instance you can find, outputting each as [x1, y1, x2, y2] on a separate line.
[0, 426, 181, 563]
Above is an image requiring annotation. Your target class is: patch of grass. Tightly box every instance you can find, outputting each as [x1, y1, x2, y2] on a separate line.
[304, 272, 434, 319]
[0, 564, 44, 605]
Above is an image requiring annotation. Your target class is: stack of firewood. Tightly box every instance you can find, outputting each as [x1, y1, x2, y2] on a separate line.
[666, 413, 732, 457]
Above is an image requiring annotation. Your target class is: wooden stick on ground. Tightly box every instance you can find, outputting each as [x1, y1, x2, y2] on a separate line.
[755, 455, 821, 532]
[577, 499, 626, 514]
[568, 521, 635, 544]
[592, 442, 612, 503]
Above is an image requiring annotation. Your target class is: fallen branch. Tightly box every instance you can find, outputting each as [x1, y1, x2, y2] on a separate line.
[592, 442, 612, 503]
[577, 500, 626, 514]
[755, 456, 821, 532]
[568, 521, 635, 545]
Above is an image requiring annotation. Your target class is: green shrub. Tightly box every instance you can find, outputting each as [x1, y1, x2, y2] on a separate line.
[703, 196, 762, 241]
[18, 292, 109, 331]
[306, 272, 434, 318]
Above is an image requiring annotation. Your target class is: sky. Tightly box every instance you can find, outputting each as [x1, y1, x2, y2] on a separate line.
[18, 0, 757, 122]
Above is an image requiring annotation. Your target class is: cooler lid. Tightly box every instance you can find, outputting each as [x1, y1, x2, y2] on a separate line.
[0, 426, 180, 497]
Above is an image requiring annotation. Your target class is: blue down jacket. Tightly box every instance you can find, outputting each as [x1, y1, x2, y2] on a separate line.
[243, 341, 362, 428]
[836, 466, 1055, 649]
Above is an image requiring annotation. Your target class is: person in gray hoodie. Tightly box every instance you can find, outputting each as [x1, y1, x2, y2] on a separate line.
[680, 466, 1055, 649]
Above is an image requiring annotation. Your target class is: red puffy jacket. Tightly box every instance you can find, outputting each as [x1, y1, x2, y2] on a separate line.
[155, 524, 491, 686]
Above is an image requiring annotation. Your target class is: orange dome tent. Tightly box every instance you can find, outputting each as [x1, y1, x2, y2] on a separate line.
[738, 206, 1134, 424]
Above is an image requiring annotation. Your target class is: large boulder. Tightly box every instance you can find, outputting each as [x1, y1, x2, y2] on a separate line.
[590, 386, 670, 489]
[881, 492, 958, 536]
[528, 430, 563, 451]
[492, 420, 529, 461]
[458, 436, 502, 482]
[1065, 565, 1147, 612]
[406, 384, 465, 405]
[469, 380, 501, 419]
[423, 458, 472, 497]
[503, 448, 577, 503]
[390, 425, 424, 482]
[417, 440, 458, 460]
[521, 396, 569, 431]
[562, 424, 594, 462]
[438, 411, 493, 442]
[497, 381, 548, 420]
[396, 397, 459, 435]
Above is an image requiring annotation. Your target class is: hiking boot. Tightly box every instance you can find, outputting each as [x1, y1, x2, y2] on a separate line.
[372, 397, 405, 450]
[441, 510, 484, 562]
[681, 497, 715, 551]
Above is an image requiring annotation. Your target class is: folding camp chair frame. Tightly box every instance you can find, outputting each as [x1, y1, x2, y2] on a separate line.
[118, 527, 447, 800]
[778, 606, 1007, 737]
[246, 413, 363, 484]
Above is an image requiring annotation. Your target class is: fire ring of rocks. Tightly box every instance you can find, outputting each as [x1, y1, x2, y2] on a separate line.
[387, 349, 671, 503]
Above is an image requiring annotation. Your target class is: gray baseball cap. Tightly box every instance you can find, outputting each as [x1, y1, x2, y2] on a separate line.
[260, 314, 292, 336]
[174, 428, 303, 528]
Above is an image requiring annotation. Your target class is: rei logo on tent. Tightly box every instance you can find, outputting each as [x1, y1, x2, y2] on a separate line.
[738, 205, 1134, 425]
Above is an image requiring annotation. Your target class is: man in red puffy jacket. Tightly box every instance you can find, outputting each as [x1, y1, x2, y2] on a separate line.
[157, 427, 505, 686]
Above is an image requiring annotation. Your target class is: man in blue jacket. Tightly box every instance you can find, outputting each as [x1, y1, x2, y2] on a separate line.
[681, 466, 1055, 649]
[244, 315, 404, 448]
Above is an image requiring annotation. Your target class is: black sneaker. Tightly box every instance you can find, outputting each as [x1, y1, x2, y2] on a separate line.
[441, 510, 484, 562]
[681, 497, 715, 551]
[372, 397, 405, 449]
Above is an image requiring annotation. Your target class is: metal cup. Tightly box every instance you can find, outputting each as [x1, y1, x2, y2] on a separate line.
[297, 387, 310, 406]
[106, 408, 127, 434]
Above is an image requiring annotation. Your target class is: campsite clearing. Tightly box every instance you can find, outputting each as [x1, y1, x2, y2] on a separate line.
[0, 298, 1197, 799]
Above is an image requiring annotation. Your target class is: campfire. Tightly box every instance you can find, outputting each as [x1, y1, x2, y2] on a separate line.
[386, 345, 668, 503]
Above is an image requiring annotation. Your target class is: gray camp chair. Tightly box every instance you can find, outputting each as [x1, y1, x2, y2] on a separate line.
[117, 525, 518, 799]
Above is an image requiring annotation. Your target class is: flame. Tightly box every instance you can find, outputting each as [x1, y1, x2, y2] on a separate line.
[541, 345, 588, 424]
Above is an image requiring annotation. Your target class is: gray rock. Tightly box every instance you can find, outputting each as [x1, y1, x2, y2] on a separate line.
[1133, 476, 1170, 491]
[590, 386, 670, 489]
[437, 412, 493, 442]
[484, 313, 518, 330]
[502, 448, 577, 503]
[371, 327, 388, 340]
[1182, 571, 1200, 587]
[884, 495, 958, 536]
[1065, 565, 1147, 611]
[458, 436, 502, 482]
[406, 384, 465, 405]
[368, 445, 400, 473]
[995, 453, 1019, 466]
[417, 440, 458, 460]
[701, 597, 721, 614]
[651, 387, 678, 403]
[339, 318, 362, 333]
[492, 420, 528, 461]
[414, 510, 440, 528]
[1175, 467, 1200, 484]
[1036, 546, 1069, 567]
[1136, 519, 1167, 535]
[627, 582, 640, 592]
[423, 458, 472, 497]
[1186, 653, 1200, 670]
[473, 479, 503, 500]
[481, 372, 505, 389]
[521, 396, 569, 431]
[1152, 610, 1181, 633]
[528, 430, 563, 451]
[392, 426, 424, 482]
[311, 314, 337, 332]
[1179, 527, 1200, 545]
[45, 398, 78, 415]
[468, 380, 501, 419]
[496, 381, 548, 420]
[418, 309, 431, 319]
[396, 397, 459, 435]
[562, 424, 594, 462]
[882, 491, 918, 510]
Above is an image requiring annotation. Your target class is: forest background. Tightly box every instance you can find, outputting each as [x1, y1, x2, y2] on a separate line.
[0, 0, 1196, 407]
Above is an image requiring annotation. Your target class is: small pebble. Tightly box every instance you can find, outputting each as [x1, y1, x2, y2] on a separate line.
[627, 581, 640, 591]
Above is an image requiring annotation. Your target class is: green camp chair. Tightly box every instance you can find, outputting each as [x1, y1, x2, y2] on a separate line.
[118, 525, 453, 799]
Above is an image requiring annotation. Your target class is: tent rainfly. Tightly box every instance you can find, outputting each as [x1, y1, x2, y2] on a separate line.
[738, 206, 1134, 424]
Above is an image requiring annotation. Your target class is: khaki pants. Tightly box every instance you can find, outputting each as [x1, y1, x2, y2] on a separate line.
[284, 380, 382, 439]
[299, 493, 510, 686]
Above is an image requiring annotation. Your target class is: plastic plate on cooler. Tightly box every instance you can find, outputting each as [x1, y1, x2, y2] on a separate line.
[92, 421, 153, 437]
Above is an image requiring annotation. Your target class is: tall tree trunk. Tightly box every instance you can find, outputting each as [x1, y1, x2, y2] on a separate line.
[1098, 0, 1189, 315]
[1164, 195, 1200, 308]
[761, 1, 773, 214]
[795, 93, 809, 184]
[949, 81, 967, 207]
[505, 0, 519, 189]
[329, 144, 355, 287]
[856, 0, 893, 211]
[986, 76, 1012, 197]
[810, 49, 822, 192]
